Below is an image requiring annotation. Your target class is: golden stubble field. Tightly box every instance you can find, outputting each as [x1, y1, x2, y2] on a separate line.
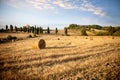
[0, 33, 120, 80]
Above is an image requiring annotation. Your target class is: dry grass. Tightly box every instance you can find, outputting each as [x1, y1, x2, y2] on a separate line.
[0, 32, 33, 39]
[0, 33, 120, 80]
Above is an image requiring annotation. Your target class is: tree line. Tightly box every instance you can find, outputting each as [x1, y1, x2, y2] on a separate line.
[0, 25, 59, 35]
[0, 24, 120, 36]
[68, 24, 120, 36]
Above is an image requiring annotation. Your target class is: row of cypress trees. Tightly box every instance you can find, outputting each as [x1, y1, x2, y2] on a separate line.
[5, 25, 59, 35]
[5, 24, 89, 36]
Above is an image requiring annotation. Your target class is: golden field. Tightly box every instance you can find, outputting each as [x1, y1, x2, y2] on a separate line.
[0, 32, 120, 80]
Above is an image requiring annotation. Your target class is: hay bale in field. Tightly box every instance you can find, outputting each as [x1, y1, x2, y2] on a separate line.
[38, 39, 46, 49]
[112, 36, 114, 39]
[90, 37, 93, 40]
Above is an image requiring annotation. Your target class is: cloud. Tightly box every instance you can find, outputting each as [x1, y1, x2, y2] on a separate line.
[1, 0, 107, 17]
[53, 0, 77, 9]
[26, 0, 54, 10]
[80, 0, 107, 17]
[1, 0, 25, 8]
[53, 0, 107, 17]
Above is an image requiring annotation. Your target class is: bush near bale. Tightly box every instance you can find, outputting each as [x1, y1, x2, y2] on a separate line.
[81, 28, 88, 36]
[7, 35, 13, 40]
[12, 36, 17, 40]
[38, 39, 46, 49]
[28, 34, 32, 38]
[0, 38, 7, 43]
[0, 35, 17, 43]
[33, 34, 37, 37]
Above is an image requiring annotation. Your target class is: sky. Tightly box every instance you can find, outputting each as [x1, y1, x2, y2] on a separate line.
[0, 0, 120, 29]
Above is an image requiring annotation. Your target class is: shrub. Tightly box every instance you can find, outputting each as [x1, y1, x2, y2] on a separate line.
[0, 38, 4, 43]
[95, 32, 109, 36]
[108, 26, 116, 35]
[113, 30, 120, 36]
[6, 35, 17, 42]
[7, 35, 13, 40]
[33, 34, 37, 37]
[81, 28, 88, 36]
[28, 35, 32, 38]
[12, 36, 17, 40]
[38, 39, 46, 49]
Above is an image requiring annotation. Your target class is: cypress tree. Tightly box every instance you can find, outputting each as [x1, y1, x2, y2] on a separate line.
[55, 27, 58, 34]
[15, 26, 18, 32]
[10, 24, 13, 32]
[47, 27, 50, 34]
[64, 27, 68, 35]
[6, 25, 8, 32]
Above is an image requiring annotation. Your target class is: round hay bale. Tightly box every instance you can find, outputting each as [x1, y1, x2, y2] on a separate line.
[38, 39, 46, 49]
[90, 37, 93, 40]
[112, 36, 114, 39]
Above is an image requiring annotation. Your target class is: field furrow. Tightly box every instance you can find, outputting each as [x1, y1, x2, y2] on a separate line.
[0, 35, 120, 80]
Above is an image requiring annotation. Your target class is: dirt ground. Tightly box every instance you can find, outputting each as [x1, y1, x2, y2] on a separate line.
[0, 33, 120, 80]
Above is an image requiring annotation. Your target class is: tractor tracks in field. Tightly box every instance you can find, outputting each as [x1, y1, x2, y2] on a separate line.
[0, 43, 117, 64]
[0, 43, 120, 73]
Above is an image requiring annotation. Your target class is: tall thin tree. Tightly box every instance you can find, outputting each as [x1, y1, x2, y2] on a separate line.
[55, 27, 58, 34]
[6, 25, 8, 32]
[15, 26, 18, 32]
[47, 27, 50, 34]
[10, 24, 13, 32]
[64, 27, 68, 35]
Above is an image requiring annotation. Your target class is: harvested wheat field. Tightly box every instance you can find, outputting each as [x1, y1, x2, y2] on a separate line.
[0, 34, 120, 80]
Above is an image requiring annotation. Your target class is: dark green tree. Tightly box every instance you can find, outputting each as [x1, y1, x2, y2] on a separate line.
[113, 29, 120, 36]
[47, 27, 50, 34]
[108, 26, 116, 35]
[88, 27, 91, 31]
[32, 26, 34, 33]
[39, 27, 43, 34]
[34, 25, 37, 34]
[29, 27, 32, 33]
[10, 24, 13, 32]
[81, 28, 88, 36]
[23, 26, 27, 32]
[6, 25, 8, 31]
[36, 27, 39, 34]
[20, 27, 23, 32]
[68, 24, 78, 29]
[15, 26, 18, 32]
[64, 27, 68, 35]
[27, 27, 29, 33]
[55, 27, 58, 34]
